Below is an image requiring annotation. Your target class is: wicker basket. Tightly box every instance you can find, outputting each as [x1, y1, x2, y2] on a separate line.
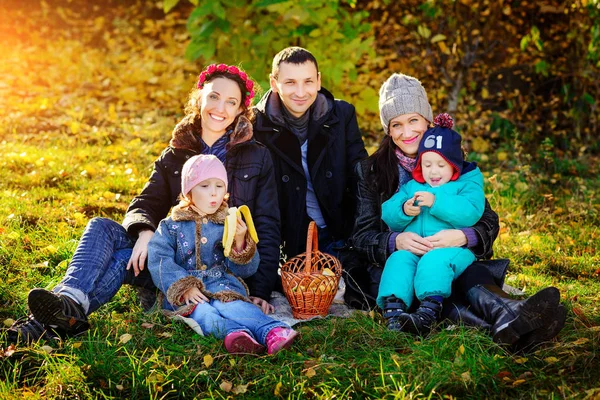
[281, 222, 342, 319]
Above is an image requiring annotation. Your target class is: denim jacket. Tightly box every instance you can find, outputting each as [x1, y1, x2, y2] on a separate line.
[148, 202, 259, 316]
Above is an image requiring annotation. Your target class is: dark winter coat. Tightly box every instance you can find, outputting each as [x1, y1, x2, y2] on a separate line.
[122, 116, 280, 300]
[253, 88, 368, 259]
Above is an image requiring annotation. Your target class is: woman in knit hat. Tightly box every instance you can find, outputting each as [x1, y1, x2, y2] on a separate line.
[349, 73, 566, 350]
[148, 155, 297, 355]
[7, 64, 281, 344]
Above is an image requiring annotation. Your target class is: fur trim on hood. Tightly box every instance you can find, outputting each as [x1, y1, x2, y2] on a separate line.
[169, 114, 254, 151]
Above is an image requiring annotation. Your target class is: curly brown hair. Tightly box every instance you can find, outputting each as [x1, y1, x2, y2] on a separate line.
[184, 70, 256, 132]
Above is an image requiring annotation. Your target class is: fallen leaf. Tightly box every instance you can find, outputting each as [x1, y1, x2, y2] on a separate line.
[159, 332, 172, 338]
[141, 323, 154, 329]
[3, 318, 15, 328]
[274, 382, 282, 396]
[203, 354, 213, 368]
[116, 385, 124, 391]
[461, 371, 471, 382]
[497, 371, 511, 379]
[3, 344, 16, 357]
[41, 345, 54, 354]
[229, 358, 236, 366]
[72, 342, 82, 349]
[119, 333, 133, 344]
[512, 379, 526, 387]
[220, 380, 233, 392]
[232, 384, 248, 394]
[459, 345, 465, 354]
[514, 357, 528, 364]
[572, 338, 589, 345]
[544, 357, 559, 363]
[305, 367, 316, 378]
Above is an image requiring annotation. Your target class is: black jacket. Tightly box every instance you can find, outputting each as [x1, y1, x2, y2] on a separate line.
[122, 116, 280, 300]
[253, 88, 368, 258]
[351, 159, 500, 268]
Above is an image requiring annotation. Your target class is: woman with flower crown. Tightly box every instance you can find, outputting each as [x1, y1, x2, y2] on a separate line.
[7, 64, 281, 344]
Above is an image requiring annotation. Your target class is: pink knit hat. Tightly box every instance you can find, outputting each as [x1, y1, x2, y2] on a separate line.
[181, 155, 228, 196]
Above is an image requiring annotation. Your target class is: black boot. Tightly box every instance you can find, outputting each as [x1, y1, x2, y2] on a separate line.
[28, 288, 90, 335]
[512, 303, 567, 353]
[404, 297, 443, 336]
[382, 296, 410, 332]
[465, 285, 560, 346]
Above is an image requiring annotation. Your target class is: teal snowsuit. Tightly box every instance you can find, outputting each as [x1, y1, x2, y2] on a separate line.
[378, 167, 485, 308]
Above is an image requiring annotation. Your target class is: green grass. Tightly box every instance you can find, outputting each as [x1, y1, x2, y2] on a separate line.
[1, 2, 600, 399]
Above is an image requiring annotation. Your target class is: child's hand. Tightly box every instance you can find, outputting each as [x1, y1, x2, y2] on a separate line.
[414, 191, 435, 208]
[182, 287, 209, 305]
[403, 196, 421, 216]
[234, 215, 247, 252]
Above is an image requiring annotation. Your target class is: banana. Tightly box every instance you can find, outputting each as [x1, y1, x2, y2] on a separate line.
[222, 205, 259, 257]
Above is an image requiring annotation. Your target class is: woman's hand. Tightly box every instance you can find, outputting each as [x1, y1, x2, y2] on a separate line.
[414, 191, 435, 207]
[233, 215, 247, 252]
[395, 232, 433, 255]
[182, 287, 209, 305]
[403, 196, 421, 216]
[249, 296, 274, 314]
[425, 229, 468, 249]
[127, 230, 154, 276]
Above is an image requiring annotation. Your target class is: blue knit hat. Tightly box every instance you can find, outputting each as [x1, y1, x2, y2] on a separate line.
[412, 113, 463, 183]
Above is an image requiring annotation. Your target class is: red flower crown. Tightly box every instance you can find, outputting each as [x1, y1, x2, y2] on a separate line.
[196, 64, 255, 107]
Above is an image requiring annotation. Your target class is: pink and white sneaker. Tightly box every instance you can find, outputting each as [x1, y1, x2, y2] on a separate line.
[265, 327, 298, 355]
[224, 331, 265, 354]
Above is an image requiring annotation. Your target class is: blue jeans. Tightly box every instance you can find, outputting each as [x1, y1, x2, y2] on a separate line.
[318, 227, 346, 259]
[189, 299, 287, 343]
[53, 217, 155, 314]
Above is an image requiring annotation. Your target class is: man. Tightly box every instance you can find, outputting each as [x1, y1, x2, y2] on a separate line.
[246, 47, 368, 304]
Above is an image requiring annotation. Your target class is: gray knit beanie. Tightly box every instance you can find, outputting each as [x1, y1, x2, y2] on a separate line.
[378, 73, 433, 133]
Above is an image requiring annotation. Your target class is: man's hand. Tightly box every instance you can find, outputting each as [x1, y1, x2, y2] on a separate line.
[249, 296, 274, 314]
[395, 232, 433, 255]
[414, 191, 435, 208]
[182, 287, 209, 305]
[127, 230, 154, 276]
[425, 229, 468, 249]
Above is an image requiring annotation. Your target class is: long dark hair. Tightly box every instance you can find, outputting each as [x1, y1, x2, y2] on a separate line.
[366, 135, 399, 199]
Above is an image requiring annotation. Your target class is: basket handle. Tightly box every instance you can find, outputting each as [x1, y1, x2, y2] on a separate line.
[304, 221, 319, 273]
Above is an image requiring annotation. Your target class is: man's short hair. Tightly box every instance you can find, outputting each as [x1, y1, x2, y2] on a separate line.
[271, 47, 319, 79]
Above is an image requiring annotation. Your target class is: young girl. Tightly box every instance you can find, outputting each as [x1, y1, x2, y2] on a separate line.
[148, 155, 297, 354]
[378, 114, 486, 336]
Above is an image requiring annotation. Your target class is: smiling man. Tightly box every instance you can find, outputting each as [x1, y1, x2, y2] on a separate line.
[248, 47, 367, 300]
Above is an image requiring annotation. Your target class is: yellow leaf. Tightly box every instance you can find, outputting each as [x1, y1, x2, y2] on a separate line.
[203, 354, 214, 367]
[70, 121, 81, 134]
[108, 104, 118, 121]
[512, 379, 526, 387]
[497, 152, 508, 161]
[461, 371, 471, 382]
[3, 318, 15, 327]
[159, 332, 172, 338]
[544, 357, 559, 363]
[437, 41, 450, 55]
[305, 367, 316, 378]
[119, 333, 132, 344]
[514, 357, 528, 364]
[220, 380, 233, 392]
[481, 87, 489, 99]
[274, 382, 282, 396]
[72, 342, 82, 349]
[521, 243, 532, 252]
[573, 337, 589, 345]
[459, 345, 465, 354]
[431, 34, 447, 43]
[229, 358, 236, 367]
[232, 384, 248, 394]
[471, 137, 490, 153]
